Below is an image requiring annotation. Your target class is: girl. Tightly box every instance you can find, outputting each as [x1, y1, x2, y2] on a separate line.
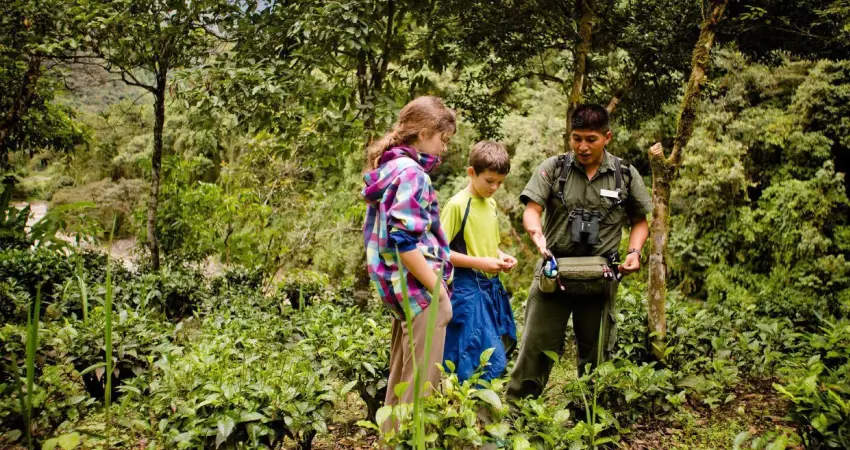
[362, 96, 456, 408]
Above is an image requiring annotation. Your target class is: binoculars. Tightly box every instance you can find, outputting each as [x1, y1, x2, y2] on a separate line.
[569, 208, 601, 245]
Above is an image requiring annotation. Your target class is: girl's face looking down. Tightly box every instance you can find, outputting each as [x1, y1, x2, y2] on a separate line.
[414, 130, 454, 157]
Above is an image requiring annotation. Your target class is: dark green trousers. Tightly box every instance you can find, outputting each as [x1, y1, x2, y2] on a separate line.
[506, 276, 618, 402]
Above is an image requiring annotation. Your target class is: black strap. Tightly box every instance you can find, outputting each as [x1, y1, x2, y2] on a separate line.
[553, 151, 633, 209]
[449, 198, 473, 254]
[554, 153, 573, 208]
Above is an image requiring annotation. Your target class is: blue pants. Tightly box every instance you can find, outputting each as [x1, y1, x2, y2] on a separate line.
[444, 268, 517, 383]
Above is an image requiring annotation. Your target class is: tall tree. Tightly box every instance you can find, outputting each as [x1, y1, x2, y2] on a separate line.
[564, 0, 595, 146]
[0, 0, 85, 169]
[646, 0, 729, 360]
[74, 0, 243, 270]
[449, 0, 702, 140]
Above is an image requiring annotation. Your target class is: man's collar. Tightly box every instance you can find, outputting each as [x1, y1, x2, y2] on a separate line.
[570, 150, 615, 173]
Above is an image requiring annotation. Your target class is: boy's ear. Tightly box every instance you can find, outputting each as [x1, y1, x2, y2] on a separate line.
[466, 167, 476, 177]
[604, 129, 613, 144]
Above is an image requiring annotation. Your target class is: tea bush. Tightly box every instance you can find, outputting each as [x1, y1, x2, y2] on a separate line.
[291, 303, 391, 421]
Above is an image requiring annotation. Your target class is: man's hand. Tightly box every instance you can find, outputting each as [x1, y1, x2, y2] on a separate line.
[619, 252, 641, 275]
[499, 252, 518, 273]
[530, 230, 550, 257]
[478, 257, 510, 274]
[523, 202, 550, 257]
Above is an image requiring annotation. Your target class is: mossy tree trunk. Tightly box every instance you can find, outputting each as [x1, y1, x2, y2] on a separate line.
[564, 0, 594, 149]
[647, 0, 728, 361]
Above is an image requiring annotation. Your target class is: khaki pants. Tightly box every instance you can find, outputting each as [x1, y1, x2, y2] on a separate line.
[384, 296, 453, 406]
[506, 277, 618, 403]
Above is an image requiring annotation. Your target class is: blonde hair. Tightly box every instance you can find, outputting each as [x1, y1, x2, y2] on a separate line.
[469, 140, 510, 175]
[366, 96, 457, 170]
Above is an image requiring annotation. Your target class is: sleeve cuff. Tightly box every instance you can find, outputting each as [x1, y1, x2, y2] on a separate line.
[520, 189, 547, 207]
[389, 231, 419, 252]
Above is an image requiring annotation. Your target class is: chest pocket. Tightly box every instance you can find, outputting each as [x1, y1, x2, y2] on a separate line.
[598, 188, 627, 226]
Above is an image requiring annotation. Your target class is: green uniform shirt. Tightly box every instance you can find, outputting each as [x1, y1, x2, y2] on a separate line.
[441, 188, 501, 278]
[520, 151, 653, 257]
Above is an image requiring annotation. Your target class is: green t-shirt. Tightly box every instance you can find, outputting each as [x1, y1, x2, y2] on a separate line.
[519, 151, 653, 257]
[441, 188, 501, 277]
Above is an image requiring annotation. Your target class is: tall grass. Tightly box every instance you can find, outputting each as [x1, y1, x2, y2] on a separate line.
[75, 259, 89, 324]
[397, 256, 443, 449]
[104, 217, 116, 448]
[15, 284, 43, 450]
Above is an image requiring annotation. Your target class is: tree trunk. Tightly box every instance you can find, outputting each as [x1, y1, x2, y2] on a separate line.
[647, 0, 728, 361]
[148, 71, 167, 271]
[0, 56, 42, 169]
[564, 0, 594, 149]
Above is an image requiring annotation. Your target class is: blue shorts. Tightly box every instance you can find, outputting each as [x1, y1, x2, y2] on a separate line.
[443, 268, 517, 382]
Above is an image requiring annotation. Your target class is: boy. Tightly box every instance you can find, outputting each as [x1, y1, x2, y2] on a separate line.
[441, 141, 518, 383]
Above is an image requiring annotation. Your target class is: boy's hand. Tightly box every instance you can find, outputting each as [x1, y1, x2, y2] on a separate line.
[478, 257, 509, 274]
[499, 252, 518, 273]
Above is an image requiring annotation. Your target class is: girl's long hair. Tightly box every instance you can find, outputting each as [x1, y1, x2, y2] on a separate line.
[366, 96, 456, 171]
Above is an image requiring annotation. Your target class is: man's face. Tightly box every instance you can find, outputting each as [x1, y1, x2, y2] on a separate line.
[569, 128, 613, 166]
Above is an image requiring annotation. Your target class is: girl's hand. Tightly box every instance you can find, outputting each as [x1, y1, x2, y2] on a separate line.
[437, 288, 453, 327]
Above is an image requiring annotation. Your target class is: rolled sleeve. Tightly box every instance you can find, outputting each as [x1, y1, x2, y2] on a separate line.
[626, 165, 653, 218]
[389, 230, 419, 252]
[520, 157, 557, 208]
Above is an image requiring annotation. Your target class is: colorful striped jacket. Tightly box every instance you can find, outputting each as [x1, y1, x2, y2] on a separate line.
[362, 146, 453, 319]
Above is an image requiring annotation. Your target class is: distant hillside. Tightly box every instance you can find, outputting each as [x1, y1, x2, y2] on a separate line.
[57, 62, 152, 114]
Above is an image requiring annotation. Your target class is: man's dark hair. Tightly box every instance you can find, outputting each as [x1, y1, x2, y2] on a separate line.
[570, 104, 610, 132]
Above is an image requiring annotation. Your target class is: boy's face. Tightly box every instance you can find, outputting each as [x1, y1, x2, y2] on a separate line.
[468, 168, 507, 198]
[569, 128, 613, 166]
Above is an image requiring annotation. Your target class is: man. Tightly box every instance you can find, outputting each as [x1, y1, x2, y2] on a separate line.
[506, 104, 653, 403]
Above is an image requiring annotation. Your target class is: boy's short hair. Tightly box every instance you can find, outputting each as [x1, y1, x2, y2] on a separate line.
[570, 104, 610, 132]
[469, 141, 510, 175]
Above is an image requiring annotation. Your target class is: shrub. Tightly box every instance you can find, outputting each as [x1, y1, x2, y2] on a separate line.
[50, 178, 147, 239]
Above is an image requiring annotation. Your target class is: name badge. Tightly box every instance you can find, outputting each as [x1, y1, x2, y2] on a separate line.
[600, 189, 620, 199]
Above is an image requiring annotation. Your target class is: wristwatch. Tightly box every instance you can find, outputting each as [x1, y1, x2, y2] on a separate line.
[627, 248, 641, 257]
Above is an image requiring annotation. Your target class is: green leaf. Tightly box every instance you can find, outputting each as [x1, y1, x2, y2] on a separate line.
[42, 438, 59, 450]
[394, 381, 410, 399]
[341, 380, 358, 395]
[485, 422, 510, 439]
[174, 431, 194, 443]
[732, 431, 750, 450]
[375, 406, 393, 428]
[216, 416, 235, 448]
[362, 361, 376, 376]
[479, 347, 496, 366]
[473, 389, 502, 409]
[356, 420, 380, 431]
[240, 412, 265, 422]
[553, 409, 571, 424]
[57, 433, 82, 450]
[677, 375, 705, 389]
[513, 436, 531, 450]
[543, 350, 559, 363]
